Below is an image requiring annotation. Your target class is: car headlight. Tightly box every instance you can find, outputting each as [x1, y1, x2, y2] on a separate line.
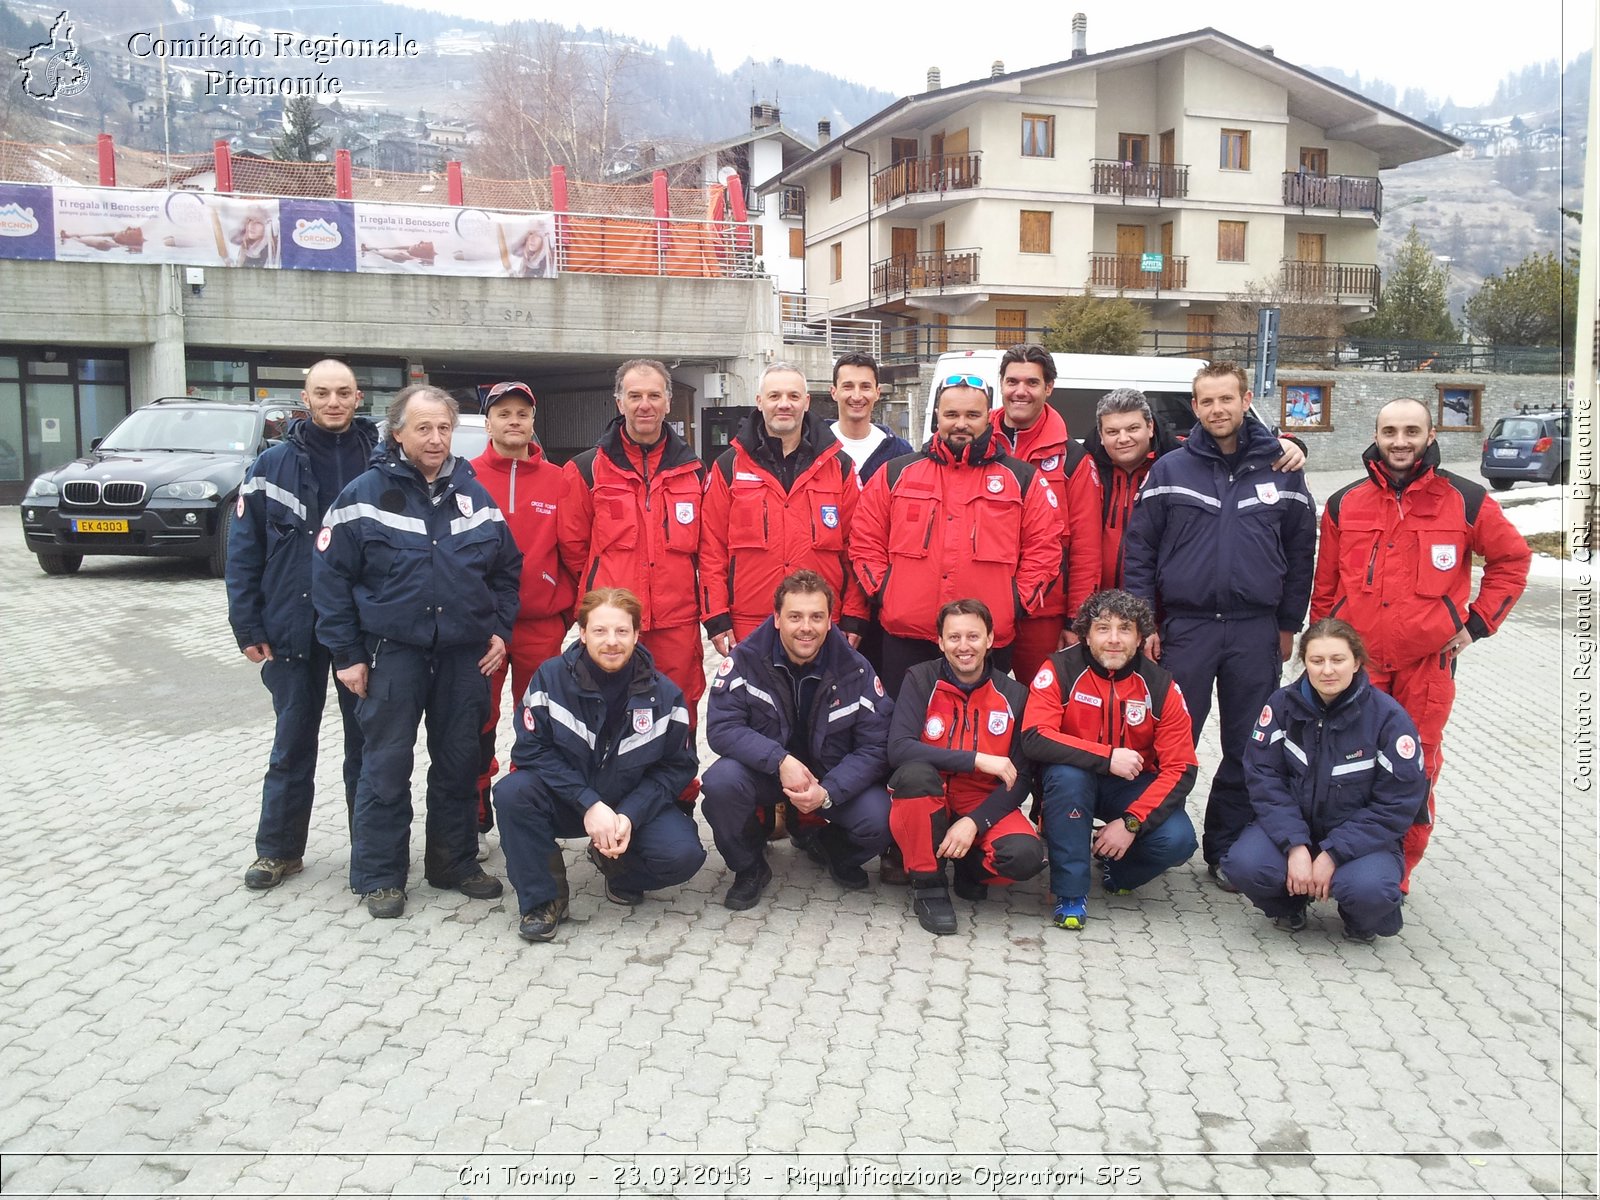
[23, 477, 58, 499]
[153, 480, 220, 501]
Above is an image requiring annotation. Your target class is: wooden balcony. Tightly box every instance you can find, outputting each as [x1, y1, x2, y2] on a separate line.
[1282, 172, 1382, 218]
[871, 248, 980, 300]
[1089, 252, 1188, 291]
[779, 186, 805, 219]
[870, 153, 981, 207]
[1090, 159, 1189, 203]
[1281, 259, 1380, 304]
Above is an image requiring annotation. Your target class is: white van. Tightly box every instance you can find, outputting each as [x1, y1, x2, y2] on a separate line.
[922, 350, 1210, 440]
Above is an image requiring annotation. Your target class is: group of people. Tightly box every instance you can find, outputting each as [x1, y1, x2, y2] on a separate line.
[225, 346, 1530, 945]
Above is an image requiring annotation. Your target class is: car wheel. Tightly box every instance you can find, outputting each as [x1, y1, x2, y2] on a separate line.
[207, 503, 233, 578]
[36, 550, 83, 576]
[1488, 477, 1513, 492]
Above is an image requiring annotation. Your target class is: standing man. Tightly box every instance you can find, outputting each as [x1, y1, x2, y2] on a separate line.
[991, 344, 1102, 681]
[1311, 398, 1529, 888]
[851, 374, 1062, 697]
[559, 359, 708, 725]
[700, 362, 866, 653]
[1121, 362, 1316, 886]
[829, 351, 913, 484]
[470, 381, 576, 841]
[1022, 589, 1199, 930]
[228, 358, 378, 891]
[886, 598, 1044, 935]
[314, 385, 520, 919]
[702, 570, 893, 910]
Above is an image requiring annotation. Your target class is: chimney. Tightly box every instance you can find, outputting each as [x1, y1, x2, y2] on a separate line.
[817, 119, 831, 142]
[1071, 13, 1087, 58]
[1260, 45, 1274, 56]
[750, 101, 779, 129]
[991, 59, 1005, 78]
[927, 66, 941, 92]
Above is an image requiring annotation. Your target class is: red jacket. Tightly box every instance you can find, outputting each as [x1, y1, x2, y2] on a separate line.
[991, 405, 1101, 620]
[1020, 644, 1197, 831]
[699, 411, 867, 638]
[471, 442, 576, 623]
[558, 419, 705, 632]
[1311, 444, 1530, 673]
[851, 428, 1061, 647]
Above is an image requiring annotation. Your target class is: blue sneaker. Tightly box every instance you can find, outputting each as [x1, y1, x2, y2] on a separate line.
[1051, 896, 1088, 930]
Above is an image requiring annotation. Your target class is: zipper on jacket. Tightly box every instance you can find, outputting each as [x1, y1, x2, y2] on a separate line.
[1365, 541, 1380, 586]
[509, 459, 517, 513]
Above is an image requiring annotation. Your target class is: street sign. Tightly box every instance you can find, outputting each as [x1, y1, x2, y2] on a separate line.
[1254, 307, 1280, 402]
[1140, 252, 1163, 272]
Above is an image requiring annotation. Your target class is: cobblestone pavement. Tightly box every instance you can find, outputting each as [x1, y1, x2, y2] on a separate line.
[0, 520, 1593, 1198]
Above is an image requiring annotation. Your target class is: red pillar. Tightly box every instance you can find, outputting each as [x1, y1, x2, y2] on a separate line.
[213, 140, 233, 193]
[447, 160, 464, 206]
[550, 164, 568, 271]
[334, 148, 353, 200]
[652, 169, 669, 274]
[96, 133, 116, 187]
[725, 173, 752, 271]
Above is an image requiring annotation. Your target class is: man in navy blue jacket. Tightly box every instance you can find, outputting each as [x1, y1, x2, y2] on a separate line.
[702, 569, 894, 910]
[1122, 362, 1316, 882]
[313, 385, 522, 920]
[227, 359, 377, 892]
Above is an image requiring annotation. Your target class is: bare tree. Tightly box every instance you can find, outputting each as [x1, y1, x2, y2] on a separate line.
[1216, 276, 1348, 367]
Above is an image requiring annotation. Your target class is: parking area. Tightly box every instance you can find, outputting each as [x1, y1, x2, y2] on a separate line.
[0, 518, 1593, 1198]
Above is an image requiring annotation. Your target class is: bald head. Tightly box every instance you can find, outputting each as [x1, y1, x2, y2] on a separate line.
[1375, 398, 1432, 435]
[303, 359, 360, 432]
[1374, 398, 1435, 478]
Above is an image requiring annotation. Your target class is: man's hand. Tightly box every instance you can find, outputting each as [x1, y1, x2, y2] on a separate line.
[973, 752, 1017, 788]
[1279, 630, 1295, 663]
[610, 814, 633, 857]
[478, 634, 508, 677]
[777, 755, 816, 795]
[785, 781, 828, 814]
[1442, 628, 1472, 658]
[1272, 438, 1306, 472]
[845, 632, 861, 649]
[1143, 632, 1161, 661]
[1093, 819, 1135, 860]
[584, 800, 626, 855]
[1309, 850, 1337, 901]
[712, 631, 734, 657]
[1285, 845, 1314, 896]
[1107, 747, 1144, 780]
[242, 643, 273, 664]
[336, 662, 369, 698]
[937, 816, 978, 859]
[1060, 629, 1079, 648]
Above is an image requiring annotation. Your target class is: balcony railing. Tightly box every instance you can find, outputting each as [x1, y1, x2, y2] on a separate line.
[779, 185, 805, 219]
[870, 153, 982, 207]
[1280, 259, 1380, 304]
[1089, 252, 1189, 291]
[1089, 159, 1189, 203]
[871, 248, 981, 300]
[1282, 172, 1382, 218]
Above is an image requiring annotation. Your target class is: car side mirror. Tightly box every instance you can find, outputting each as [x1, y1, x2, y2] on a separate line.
[90, 437, 103, 450]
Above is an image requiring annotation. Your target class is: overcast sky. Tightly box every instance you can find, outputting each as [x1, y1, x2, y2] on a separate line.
[418, 0, 1592, 111]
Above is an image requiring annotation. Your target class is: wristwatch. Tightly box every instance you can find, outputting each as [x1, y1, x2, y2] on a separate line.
[1122, 814, 1142, 833]
[819, 788, 833, 810]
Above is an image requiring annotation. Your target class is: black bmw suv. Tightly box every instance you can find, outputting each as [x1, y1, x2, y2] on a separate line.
[20, 397, 304, 577]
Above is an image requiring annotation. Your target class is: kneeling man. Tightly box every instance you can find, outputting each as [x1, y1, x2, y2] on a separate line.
[887, 598, 1044, 935]
[1022, 589, 1199, 930]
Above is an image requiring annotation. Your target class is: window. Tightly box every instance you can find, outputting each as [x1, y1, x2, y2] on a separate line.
[830, 162, 843, 200]
[789, 228, 804, 259]
[1436, 384, 1482, 431]
[830, 241, 842, 282]
[1281, 382, 1331, 431]
[1220, 128, 1251, 170]
[1118, 133, 1149, 165]
[1021, 114, 1055, 158]
[1019, 210, 1052, 254]
[1217, 220, 1247, 262]
[995, 309, 1028, 348]
[752, 225, 763, 256]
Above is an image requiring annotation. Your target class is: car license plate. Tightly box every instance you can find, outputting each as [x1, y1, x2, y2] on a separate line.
[1493, 447, 1519, 458]
[72, 518, 129, 533]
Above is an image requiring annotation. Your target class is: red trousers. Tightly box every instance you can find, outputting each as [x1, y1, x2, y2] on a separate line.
[478, 615, 568, 817]
[1009, 616, 1065, 690]
[1367, 654, 1455, 890]
[888, 766, 1044, 885]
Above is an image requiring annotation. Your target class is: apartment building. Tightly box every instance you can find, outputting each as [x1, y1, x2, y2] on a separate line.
[767, 23, 1458, 353]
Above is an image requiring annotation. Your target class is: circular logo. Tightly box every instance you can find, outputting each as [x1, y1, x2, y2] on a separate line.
[924, 715, 945, 739]
[1396, 734, 1417, 759]
[523, 708, 535, 732]
[1032, 667, 1053, 690]
[315, 527, 332, 552]
[1258, 705, 1273, 727]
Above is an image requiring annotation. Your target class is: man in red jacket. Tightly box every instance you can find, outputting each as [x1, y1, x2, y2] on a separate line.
[470, 381, 576, 839]
[1311, 398, 1530, 888]
[700, 362, 866, 653]
[852, 374, 1062, 697]
[990, 344, 1101, 681]
[559, 359, 708, 724]
[1022, 588, 1198, 930]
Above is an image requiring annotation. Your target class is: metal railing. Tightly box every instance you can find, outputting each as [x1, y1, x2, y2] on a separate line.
[777, 293, 881, 358]
[779, 186, 805, 219]
[1282, 172, 1382, 218]
[1089, 159, 1190, 202]
[553, 212, 756, 278]
[1280, 259, 1381, 304]
[870, 249, 981, 300]
[870, 152, 982, 206]
[1088, 252, 1189, 291]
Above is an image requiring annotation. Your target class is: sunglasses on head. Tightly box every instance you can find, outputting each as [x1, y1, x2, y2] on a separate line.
[485, 381, 535, 404]
[938, 373, 988, 391]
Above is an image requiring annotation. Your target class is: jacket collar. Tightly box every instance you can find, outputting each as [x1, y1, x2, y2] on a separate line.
[476, 439, 548, 473]
[1182, 414, 1281, 468]
[1084, 411, 1181, 476]
[743, 616, 856, 679]
[929, 425, 1005, 467]
[598, 415, 695, 475]
[1080, 644, 1144, 682]
[564, 639, 659, 698]
[1362, 439, 1441, 494]
[735, 408, 835, 471]
[1286, 668, 1371, 726]
[991, 403, 1066, 456]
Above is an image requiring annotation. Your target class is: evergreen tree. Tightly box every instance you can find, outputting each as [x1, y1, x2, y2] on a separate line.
[1353, 225, 1457, 342]
[273, 96, 329, 163]
[1041, 293, 1145, 356]
[1464, 251, 1578, 346]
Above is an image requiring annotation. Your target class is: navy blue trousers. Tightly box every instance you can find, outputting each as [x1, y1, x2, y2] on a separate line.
[255, 644, 362, 859]
[494, 770, 706, 913]
[1039, 764, 1198, 899]
[1223, 823, 1404, 937]
[701, 759, 891, 872]
[348, 641, 486, 894]
[1159, 611, 1282, 866]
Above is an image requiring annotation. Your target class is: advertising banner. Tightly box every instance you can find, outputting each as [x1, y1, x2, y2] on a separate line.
[354, 204, 556, 277]
[280, 198, 356, 272]
[0, 183, 56, 259]
[52, 187, 284, 268]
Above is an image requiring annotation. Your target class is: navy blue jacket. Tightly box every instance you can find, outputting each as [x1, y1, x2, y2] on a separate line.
[226, 416, 379, 658]
[1122, 417, 1316, 630]
[856, 423, 915, 483]
[707, 618, 892, 803]
[312, 450, 522, 668]
[1244, 670, 1427, 864]
[512, 642, 697, 828]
